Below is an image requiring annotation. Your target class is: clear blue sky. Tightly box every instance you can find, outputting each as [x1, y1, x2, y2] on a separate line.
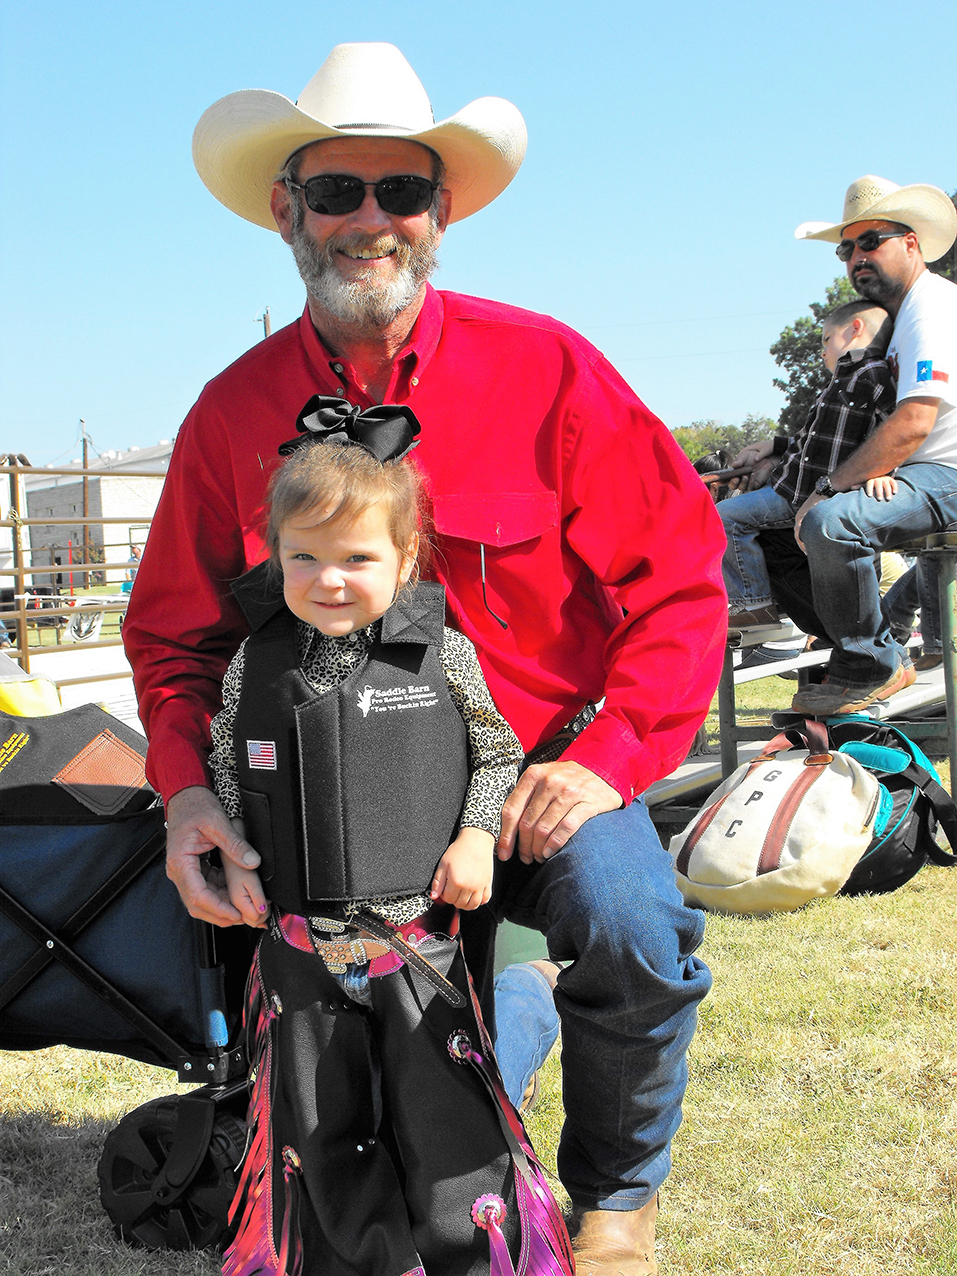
[1, 1, 955, 464]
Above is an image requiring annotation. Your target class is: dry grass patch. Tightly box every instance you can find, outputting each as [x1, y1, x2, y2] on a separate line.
[1, 1050, 217, 1275]
[665, 869, 957, 1274]
[522, 869, 957, 1274]
[3, 680, 955, 1274]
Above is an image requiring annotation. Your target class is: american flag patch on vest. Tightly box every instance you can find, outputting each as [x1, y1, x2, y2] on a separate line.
[247, 740, 277, 770]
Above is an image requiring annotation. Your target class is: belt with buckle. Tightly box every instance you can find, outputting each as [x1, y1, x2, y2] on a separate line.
[308, 910, 466, 1008]
[309, 929, 393, 972]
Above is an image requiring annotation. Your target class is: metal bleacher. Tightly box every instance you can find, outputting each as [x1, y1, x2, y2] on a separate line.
[647, 599, 954, 840]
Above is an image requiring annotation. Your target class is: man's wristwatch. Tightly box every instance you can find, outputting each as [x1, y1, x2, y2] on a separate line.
[814, 476, 839, 498]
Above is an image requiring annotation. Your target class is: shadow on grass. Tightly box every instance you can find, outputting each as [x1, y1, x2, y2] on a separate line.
[0, 1112, 218, 1276]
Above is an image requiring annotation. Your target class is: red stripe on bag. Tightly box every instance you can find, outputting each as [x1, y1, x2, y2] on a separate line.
[756, 759, 828, 874]
[675, 756, 767, 876]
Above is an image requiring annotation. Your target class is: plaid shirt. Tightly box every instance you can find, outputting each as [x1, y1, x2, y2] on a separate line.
[771, 345, 897, 505]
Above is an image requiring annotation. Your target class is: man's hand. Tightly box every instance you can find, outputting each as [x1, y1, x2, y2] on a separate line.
[732, 439, 775, 469]
[165, 785, 261, 926]
[739, 457, 775, 491]
[794, 492, 826, 552]
[728, 440, 775, 492]
[497, 760, 622, 865]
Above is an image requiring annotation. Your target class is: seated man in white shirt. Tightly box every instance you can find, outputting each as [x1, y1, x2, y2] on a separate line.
[785, 176, 957, 715]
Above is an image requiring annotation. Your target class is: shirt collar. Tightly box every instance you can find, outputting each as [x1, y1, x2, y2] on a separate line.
[837, 342, 886, 369]
[297, 285, 445, 403]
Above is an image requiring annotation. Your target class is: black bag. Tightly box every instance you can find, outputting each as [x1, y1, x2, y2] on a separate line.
[773, 712, 957, 895]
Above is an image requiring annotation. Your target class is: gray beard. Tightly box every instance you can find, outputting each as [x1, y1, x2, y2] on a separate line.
[289, 217, 440, 330]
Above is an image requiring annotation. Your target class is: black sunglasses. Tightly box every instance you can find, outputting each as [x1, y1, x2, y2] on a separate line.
[285, 173, 438, 217]
[835, 228, 908, 262]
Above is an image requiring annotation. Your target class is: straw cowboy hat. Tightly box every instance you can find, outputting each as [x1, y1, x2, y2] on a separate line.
[795, 175, 957, 263]
[192, 42, 527, 230]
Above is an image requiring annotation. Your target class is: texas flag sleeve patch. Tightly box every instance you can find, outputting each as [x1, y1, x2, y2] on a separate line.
[917, 360, 950, 384]
[247, 740, 277, 770]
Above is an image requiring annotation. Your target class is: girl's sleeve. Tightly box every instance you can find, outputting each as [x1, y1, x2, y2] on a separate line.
[441, 627, 523, 838]
[208, 640, 247, 819]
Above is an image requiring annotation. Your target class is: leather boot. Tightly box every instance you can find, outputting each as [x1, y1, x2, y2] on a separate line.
[571, 1196, 659, 1276]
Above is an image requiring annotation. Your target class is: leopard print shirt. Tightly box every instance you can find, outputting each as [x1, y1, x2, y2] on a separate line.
[209, 620, 522, 923]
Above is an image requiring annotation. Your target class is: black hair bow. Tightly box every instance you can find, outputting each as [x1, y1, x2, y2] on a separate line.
[278, 396, 421, 462]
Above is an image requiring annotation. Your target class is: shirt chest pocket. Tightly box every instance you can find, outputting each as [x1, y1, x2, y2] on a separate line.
[431, 492, 559, 629]
[431, 492, 559, 548]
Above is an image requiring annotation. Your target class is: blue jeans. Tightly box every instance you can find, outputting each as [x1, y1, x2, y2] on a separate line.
[882, 560, 942, 655]
[491, 799, 710, 1211]
[493, 962, 561, 1107]
[719, 486, 796, 608]
[802, 462, 957, 686]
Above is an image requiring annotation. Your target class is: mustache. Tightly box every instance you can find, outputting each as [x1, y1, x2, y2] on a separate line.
[321, 232, 412, 268]
[851, 263, 878, 283]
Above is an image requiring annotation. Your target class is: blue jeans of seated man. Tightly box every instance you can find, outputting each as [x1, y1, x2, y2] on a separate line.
[719, 485, 797, 608]
[802, 461, 957, 687]
[883, 560, 942, 655]
[490, 798, 711, 1212]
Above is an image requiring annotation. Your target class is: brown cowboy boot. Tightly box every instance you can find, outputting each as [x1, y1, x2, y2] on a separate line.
[571, 1196, 659, 1276]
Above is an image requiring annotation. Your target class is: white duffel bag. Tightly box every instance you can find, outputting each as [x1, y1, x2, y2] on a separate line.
[670, 718, 880, 914]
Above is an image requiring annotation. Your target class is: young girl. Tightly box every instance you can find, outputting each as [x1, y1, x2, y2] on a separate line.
[210, 405, 572, 1276]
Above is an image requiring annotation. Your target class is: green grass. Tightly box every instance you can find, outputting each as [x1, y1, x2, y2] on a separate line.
[8, 868, 953, 1275]
[525, 866, 957, 1276]
[705, 666, 796, 742]
[3, 670, 956, 1273]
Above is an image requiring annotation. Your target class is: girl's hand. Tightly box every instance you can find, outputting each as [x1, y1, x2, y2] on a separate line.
[430, 827, 494, 910]
[864, 475, 898, 500]
[222, 817, 270, 928]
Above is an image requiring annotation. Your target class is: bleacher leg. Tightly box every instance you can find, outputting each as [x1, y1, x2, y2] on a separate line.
[718, 646, 738, 779]
[936, 547, 957, 788]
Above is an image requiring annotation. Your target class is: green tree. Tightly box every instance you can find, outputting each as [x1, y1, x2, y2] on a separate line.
[672, 414, 776, 463]
[770, 276, 856, 435]
[928, 190, 957, 282]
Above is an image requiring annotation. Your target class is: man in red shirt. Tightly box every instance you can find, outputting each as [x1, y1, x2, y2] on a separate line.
[124, 43, 726, 1274]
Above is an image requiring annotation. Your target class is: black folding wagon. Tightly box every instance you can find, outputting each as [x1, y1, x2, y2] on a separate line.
[0, 698, 256, 1250]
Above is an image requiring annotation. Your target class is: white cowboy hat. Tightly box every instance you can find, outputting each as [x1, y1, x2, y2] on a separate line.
[795, 175, 957, 263]
[192, 42, 527, 230]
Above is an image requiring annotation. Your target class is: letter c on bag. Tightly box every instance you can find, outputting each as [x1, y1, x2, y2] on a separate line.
[725, 819, 743, 838]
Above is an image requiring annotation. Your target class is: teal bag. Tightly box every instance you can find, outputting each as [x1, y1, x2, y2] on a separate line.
[775, 713, 957, 894]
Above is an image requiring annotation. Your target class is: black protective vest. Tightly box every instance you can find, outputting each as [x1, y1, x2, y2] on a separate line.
[231, 566, 469, 915]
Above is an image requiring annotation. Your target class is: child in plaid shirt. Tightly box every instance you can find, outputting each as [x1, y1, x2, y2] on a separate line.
[721, 300, 897, 630]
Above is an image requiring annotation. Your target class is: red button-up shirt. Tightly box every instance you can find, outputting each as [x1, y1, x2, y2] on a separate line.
[123, 287, 727, 806]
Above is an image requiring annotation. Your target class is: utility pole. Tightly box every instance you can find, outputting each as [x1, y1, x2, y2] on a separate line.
[259, 308, 272, 339]
[81, 420, 90, 589]
[2, 453, 30, 662]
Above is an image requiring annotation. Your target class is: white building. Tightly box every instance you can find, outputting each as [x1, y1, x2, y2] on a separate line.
[25, 442, 172, 586]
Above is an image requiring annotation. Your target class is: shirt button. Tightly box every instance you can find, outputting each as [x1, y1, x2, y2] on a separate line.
[336, 387, 345, 396]
[411, 376, 419, 387]
[333, 363, 344, 373]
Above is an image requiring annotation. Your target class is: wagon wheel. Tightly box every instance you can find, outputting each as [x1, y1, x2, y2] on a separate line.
[98, 1094, 246, 1251]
